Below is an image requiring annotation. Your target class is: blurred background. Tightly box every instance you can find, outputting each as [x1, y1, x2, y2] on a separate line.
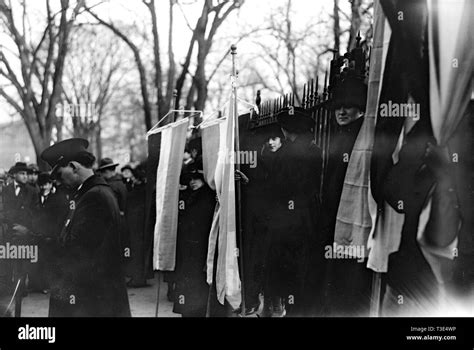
[0, 0, 373, 169]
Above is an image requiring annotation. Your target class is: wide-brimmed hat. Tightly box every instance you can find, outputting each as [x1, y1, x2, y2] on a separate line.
[98, 158, 119, 171]
[276, 106, 315, 134]
[330, 76, 367, 111]
[10, 162, 29, 174]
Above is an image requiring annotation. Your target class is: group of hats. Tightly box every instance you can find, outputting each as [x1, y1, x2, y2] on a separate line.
[9, 162, 40, 175]
[8, 161, 53, 185]
[40, 138, 122, 177]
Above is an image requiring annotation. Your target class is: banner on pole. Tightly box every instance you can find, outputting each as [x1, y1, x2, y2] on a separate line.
[153, 118, 190, 271]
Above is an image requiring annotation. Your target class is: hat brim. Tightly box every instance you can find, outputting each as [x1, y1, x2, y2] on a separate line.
[98, 163, 119, 171]
[41, 138, 90, 170]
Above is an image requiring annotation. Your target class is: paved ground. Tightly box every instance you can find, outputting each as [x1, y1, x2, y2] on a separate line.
[20, 272, 180, 317]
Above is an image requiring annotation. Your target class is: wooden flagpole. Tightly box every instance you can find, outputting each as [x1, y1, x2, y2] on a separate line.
[231, 44, 246, 316]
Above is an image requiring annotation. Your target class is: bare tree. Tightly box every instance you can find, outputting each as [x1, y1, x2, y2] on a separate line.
[247, 0, 322, 104]
[333, 0, 341, 54]
[86, 0, 243, 131]
[183, 0, 243, 113]
[60, 25, 132, 159]
[347, 0, 373, 51]
[85, 7, 154, 131]
[0, 0, 84, 168]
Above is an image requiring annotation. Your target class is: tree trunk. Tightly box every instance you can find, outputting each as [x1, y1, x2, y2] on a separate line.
[333, 0, 341, 54]
[165, 0, 176, 114]
[96, 124, 102, 160]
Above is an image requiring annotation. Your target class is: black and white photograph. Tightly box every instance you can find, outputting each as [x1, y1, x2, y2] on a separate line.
[0, 0, 472, 347]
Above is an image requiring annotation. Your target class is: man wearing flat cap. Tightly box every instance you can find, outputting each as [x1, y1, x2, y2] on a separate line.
[261, 106, 322, 316]
[40, 138, 130, 317]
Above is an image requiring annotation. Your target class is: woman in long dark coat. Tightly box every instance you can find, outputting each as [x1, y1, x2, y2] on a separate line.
[263, 108, 322, 317]
[173, 168, 216, 317]
[124, 165, 148, 287]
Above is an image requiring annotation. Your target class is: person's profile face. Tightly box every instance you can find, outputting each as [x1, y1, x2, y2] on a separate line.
[268, 137, 282, 152]
[335, 106, 363, 126]
[56, 165, 77, 188]
[14, 171, 28, 185]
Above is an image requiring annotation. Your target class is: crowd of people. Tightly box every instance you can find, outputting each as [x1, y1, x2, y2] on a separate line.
[0, 60, 473, 317]
[0, 57, 472, 319]
[0, 149, 150, 316]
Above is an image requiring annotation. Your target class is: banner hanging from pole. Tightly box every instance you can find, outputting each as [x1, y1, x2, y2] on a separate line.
[203, 93, 242, 309]
[153, 118, 190, 271]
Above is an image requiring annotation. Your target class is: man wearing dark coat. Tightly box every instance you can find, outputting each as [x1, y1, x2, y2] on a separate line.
[97, 158, 127, 214]
[3, 162, 36, 231]
[123, 165, 149, 288]
[98, 158, 129, 261]
[263, 107, 322, 317]
[28, 172, 70, 293]
[173, 164, 216, 317]
[40, 138, 131, 317]
[2, 162, 37, 297]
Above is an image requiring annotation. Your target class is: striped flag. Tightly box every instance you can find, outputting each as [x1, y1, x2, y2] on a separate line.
[152, 118, 190, 271]
[202, 94, 241, 309]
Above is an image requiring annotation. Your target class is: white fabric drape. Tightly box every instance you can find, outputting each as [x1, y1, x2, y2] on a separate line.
[153, 118, 189, 271]
[202, 96, 241, 309]
[427, 0, 473, 146]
